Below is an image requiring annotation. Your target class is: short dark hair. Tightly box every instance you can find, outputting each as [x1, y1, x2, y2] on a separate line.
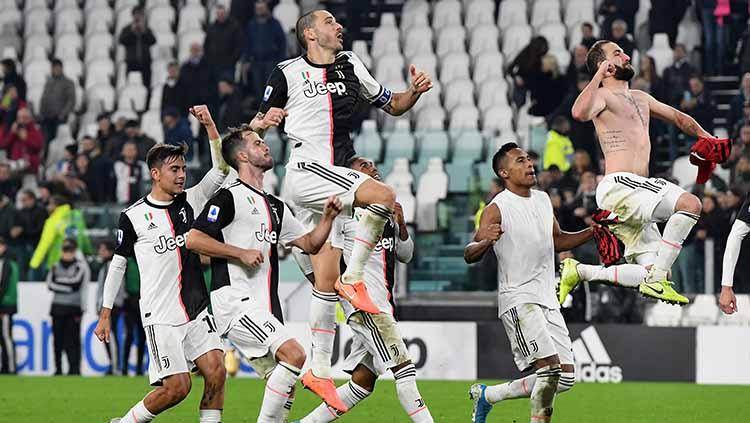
[586, 40, 610, 74]
[582, 22, 593, 30]
[146, 142, 188, 170]
[51, 58, 63, 67]
[296, 10, 318, 50]
[221, 124, 254, 170]
[132, 6, 144, 16]
[99, 240, 115, 252]
[492, 142, 520, 176]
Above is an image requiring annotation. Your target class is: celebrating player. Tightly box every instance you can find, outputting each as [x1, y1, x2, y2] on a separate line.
[248, 9, 433, 405]
[185, 125, 345, 420]
[569, 40, 714, 305]
[294, 157, 434, 423]
[465, 144, 587, 423]
[718, 194, 750, 315]
[95, 105, 230, 423]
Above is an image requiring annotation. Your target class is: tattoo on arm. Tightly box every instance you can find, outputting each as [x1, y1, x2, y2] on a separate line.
[252, 112, 267, 137]
[601, 130, 628, 153]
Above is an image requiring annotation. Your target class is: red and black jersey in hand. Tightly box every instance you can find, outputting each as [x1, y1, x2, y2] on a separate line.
[591, 209, 624, 266]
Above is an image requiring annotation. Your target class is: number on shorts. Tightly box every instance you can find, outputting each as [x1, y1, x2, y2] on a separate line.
[203, 315, 217, 333]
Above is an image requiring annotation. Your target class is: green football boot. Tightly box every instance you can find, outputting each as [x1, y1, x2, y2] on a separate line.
[558, 258, 582, 304]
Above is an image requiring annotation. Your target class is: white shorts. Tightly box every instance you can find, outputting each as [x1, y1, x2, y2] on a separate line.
[285, 161, 371, 228]
[596, 172, 685, 265]
[501, 303, 574, 372]
[145, 308, 224, 386]
[342, 312, 411, 376]
[226, 303, 293, 364]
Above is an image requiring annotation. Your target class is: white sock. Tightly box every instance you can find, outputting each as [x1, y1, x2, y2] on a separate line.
[394, 364, 433, 422]
[258, 362, 300, 423]
[280, 389, 295, 423]
[651, 211, 699, 280]
[342, 204, 392, 283]
[300, 380, 372, 422]
[576, 263, 647, 288]
[120, 400, 156, 423]
[199, 409, 222, 422]
[309, 289, 338, 378]
[484, 372, 575, 403]
[529, 365, 561, 422]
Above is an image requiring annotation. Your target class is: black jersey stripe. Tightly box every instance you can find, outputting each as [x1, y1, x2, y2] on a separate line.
[511, 307, 531, 357]
[239, 316, 267, 342]
[306, 162, 354, 190]
[362, 313, 391, 362]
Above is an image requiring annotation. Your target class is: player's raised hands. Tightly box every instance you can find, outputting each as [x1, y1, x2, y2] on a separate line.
[239, 249, 265, 268]
[261, 107, 288, 128]
[394, 202, 406, 227]
[597, 60, 616, 79]
[189, 105, 215, 127]
[322, 196, 343, 220]
[477, 223, 503, 244]
[94, 313, 111, 343]
[408, 64, 433, 94]
[719, 286, 738, 315]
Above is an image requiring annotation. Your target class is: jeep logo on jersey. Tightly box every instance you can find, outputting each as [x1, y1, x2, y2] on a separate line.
[572, 326, 623, 383]
[154, 233, 188, 254]
[373, 236, 395, 253]
[303, 80, 347, 98]
[255, 223, 278, 244]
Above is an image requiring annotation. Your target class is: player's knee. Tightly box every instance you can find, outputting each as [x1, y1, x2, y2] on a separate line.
[276, 339, 306, 368]
[369, 182, 395, 209]
[203, 357, 227, 387]
[676, 193, 702, 215]
[164, 376, 192, 404]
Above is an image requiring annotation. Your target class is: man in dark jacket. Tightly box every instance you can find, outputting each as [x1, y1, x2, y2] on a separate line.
[160, 62, 187, 118]
[162, 108, 194, 159]
[104, 120, 156, 162]
[204, 5, 243, 79]
[680, 75, 715, 135]
[79, 136, 115, 202]
[243, 0, 287, 98]
[0, 236, 18, 374]
[179, 44, 218, 113]
[118, 6, 156, 87]
[1, 59, 26, 101]
[662, 44, 696, 108]
[217, 77, 245, 132]
[10, 190, 47, 280]
[39, 59, 76, 144]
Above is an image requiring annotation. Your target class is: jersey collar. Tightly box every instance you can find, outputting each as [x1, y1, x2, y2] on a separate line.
[144, 194, 173, 209]
[235, 178, 266, 197]
[302, 54, 333, 69]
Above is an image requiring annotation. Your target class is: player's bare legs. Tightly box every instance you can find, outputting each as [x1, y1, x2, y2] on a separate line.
[647, 192, 702, 284]
[193, 350, 226, 422]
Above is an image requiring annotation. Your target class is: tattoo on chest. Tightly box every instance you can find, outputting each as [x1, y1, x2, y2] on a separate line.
[616, 93, 647, 128]
[601, 130, 628, 153]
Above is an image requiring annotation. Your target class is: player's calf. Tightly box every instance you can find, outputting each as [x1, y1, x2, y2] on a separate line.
[258, 340, 306, 422]
[195, 350, 226, 422]
[393, 361, 434, 423]
[529, 363, 561, 422]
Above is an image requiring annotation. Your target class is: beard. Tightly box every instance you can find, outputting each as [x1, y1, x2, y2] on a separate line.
[614, 64, 635, 81]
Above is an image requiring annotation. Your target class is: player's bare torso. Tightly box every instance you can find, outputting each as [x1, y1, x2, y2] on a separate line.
[593, 88, 652, 177]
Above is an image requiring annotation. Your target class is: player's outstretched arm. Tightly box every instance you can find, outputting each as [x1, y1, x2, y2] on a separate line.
[94, 254, 128, 344]
[647, 93, 712, 138]
[464, 204, 502, 264]
[720, 219, 750, 314]
[249, 108, 288, 139]
[289, 196, 343, 254]
[552, 217, 594, 252]
[384, 65, 433, 116]
[186, 228, 265, 268]
[186, 105, 232, 211]
[571, 60, 610, 122]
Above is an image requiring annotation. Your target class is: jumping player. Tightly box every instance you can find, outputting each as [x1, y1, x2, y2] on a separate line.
[249, 9, 432, 406]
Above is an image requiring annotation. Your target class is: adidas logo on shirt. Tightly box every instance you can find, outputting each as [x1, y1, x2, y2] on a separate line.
[147, 222, 158, 231]
[572, 326, 623, 383]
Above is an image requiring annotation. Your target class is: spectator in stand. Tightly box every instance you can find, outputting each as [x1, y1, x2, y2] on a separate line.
[47, 238, 90, 376]
[95, 241, 124, 375]
[162, 108, 194, 158]
[0, 195, 15, 251]
[217, 77, 245, 132]
[0, 108, 44, 175]
[552, 73, 598, 161]
[598, 0, 638, 39]
[205, 4, 243, 79]
[79, 136, 115, 203]
[509, 36, 548, 107]
[96, 113, 120, 156]
[637, 55, 665, 101]
[104, 120, 156, 162]
[544, 115, 575, 172]
[10, 190, 47, 280]
[569, 149, 595, 181]
[0, 163, 19, 200]
[180, 44, 218, 114]
[729, 73, 750, 128]
[0, 236, 17, 374]
[46, 144, 76, 181]
[1, 59, 25, 101]
[725, 124, 750, 175]
[160, 62, 187, 118]
[608, 19, 635, 58]
[230, 0, 254, 29]
[39, 59, 76, 144]
[680, 75, 715, 134]
[118, 6, 156, 88]
[0, 86, 25, 135]
[243, 0, 287, 98]
[566, 45, 588, 89]
[580, 22, 599, 49]
[650, 0, 689, 47]
[697, 0, 726, 75]
[737, 22, 750, 75]
[662, 44, 696, 108]
[64, 153, 94, 202]
[529, 55, 567, 116]
[30, 194, 92, 274]
[733, 156, 750, 193]
[114, 141, 150, 205]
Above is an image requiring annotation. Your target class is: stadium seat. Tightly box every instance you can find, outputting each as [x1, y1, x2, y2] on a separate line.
[431, 0, 462, 31]
[469, 24, 499, 57]
[154, 30, 177, 51]
[0, 8, 20, 30]
[384, 157, 414, 193]
[351, 40, 372, 69]
[1, 46, 16, 61]
[375, 53, 405, 83]
[84, 33, 114, 63]
[415, 106, 446, 131]
[436, 25, 466, 58]
[635, 0, 651, 33]
[85, 9, 114, 35]
[449, 105, 480, 132]
[498, 0, 527, 31]
[445, 159, 473, 192]
[384, 120, 416, 162]
[396, 187, 416, 224]
[24, 8, 50, 38]
[682, 294, 719, 326]
[23, 44, 49, 69]
[55, 7, 83, 34]
[439, 52, 470, 84]
[401, 0, 430, 36]
[671, 155, 697, 190]
[473, 51, 505, 85]
[86, 83, 116, 114]
[54, 32, 83, 60]
[502, 24, 532, 61]
[177, 30, 205, 63]
[149, 83, 163, 111]
[353, 120, 383, 163]
[62, 58, 83, 82]
[115, 7, 134, 34]
[645, 302, 683, 327]
[537, 22, 567, 51]
[371, 13, 400, 59]
[403, 24, 433, 60]
[27, 85, 43, 116]
[116, 0, 140, 13]
[647, 33, 673, 76]
[482, 104, 514, 134]
[141, 109, 164, 144]
[148, 6, 175, 33]
[531, 0, 561, 29]
[465, 0, 495, 30]
[676, 9, 701, 53]
[117, 71, 148, 111]
[146, 0, 171, 10]
[24, 0, 48, 11]
[417, 132, 450, 164]
[443, 77, 475, 111]
[563, 0, 595, 28]
[55, 0, 79, 11]
[45, 124, 75, 170]
[24, 59, 50, 88]
[549, 48, 571, 69]
[452, 129, 484, 161]
[85, 0, 112, 13]
[416, 157, 448, 231]
[273, 0, 300, 34]
[177, 4, 206, 34]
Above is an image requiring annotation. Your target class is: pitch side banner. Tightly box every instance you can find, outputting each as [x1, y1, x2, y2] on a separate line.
[696, 326, 750, 384]
[477, 323, 696, 382]
[12, 283, 476, 380]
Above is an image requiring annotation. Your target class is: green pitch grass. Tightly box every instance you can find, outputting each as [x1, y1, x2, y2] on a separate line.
[1, 376, 748, 422]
